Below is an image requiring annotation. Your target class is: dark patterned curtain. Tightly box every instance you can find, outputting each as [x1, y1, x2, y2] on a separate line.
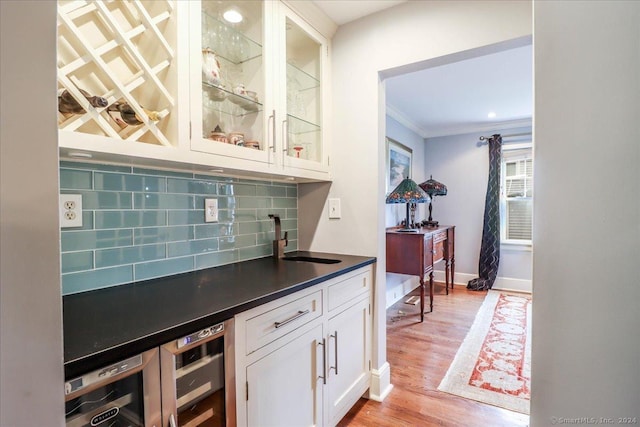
[468, 134, 502, 291]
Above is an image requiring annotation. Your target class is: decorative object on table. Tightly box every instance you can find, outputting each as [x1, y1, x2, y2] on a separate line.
[419, 175, 448, 227]
[385, 177, 430, 232]
[386, 137, 412, 193]
[202, 48, 222, 86]
[208, 124, 228, 143]
[58, 88, 108, 115]
[107, 101, 161, 128]
[438, 291, 531, 414]
[468, 134, 502, 291]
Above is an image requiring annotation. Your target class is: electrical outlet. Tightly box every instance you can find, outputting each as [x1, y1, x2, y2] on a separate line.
[204, 198, 218, 223]
[60, 194, 83, 228]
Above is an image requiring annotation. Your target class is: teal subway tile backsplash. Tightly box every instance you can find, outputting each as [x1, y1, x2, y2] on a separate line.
[62, 266, 134, 294]
[95, 172, 167, 192]
[60, 162, 298, 295]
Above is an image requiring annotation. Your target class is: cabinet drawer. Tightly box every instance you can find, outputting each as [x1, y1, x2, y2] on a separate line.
[433, 240, 445, 263]
[245, 291, 322, 355]
[328, 270, 371, 312]
[433, 230, 447, 243]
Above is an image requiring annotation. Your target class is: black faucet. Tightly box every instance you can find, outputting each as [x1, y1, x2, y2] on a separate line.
[268, 214, 288, 259]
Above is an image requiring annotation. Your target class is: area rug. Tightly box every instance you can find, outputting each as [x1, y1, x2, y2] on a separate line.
[437, 290, 531, 414]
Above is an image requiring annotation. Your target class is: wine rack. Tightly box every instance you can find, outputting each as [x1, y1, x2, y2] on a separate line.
[57, 0, 178, 146]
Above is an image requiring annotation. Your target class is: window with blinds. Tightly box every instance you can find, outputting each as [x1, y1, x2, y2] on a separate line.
[501, 147, 533, 242]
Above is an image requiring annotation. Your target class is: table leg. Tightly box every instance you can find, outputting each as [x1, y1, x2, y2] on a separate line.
[429, 271, 434, 312]
[445, 260, 450, 295]
[451, 258, 455, 291]
[420, 277, 425, 322]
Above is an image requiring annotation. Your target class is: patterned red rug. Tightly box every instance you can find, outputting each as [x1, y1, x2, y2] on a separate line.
[437, 291, 531, 414]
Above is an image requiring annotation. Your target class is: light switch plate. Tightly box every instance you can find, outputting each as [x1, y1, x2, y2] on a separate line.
[205, 198, 218, 223]
[328, 198, 341, 219]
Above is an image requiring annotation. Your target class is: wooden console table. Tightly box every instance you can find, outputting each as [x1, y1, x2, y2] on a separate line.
[386, 225, 455, 322]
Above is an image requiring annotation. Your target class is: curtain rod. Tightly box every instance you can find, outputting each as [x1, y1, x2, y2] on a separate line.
[478, 132, 531, 141]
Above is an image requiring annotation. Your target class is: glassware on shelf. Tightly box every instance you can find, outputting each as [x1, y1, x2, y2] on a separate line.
[202, 48, 223, 87]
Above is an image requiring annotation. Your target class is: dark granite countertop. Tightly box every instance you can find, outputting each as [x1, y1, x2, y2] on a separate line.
[63, 251, 375, 379]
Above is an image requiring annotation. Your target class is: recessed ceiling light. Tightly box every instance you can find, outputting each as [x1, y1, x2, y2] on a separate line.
[209, 168, 224, 173]
[223, 9, 243, 23]
[487, 112, 497, 119]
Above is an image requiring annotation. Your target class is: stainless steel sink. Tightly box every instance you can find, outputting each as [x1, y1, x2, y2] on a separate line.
[282, 256, 342, 264]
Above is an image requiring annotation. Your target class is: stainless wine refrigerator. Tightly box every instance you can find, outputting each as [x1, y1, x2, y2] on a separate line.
[64, 319, 235, 427]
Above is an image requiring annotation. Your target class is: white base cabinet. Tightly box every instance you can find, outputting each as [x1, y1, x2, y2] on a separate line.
[326, 297, 371, 426]
[235, 265, 373, 427]
[246, 324, 325, 427]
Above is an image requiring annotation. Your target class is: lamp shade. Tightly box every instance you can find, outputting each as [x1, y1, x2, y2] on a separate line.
[419, 175, 447, 227]
[419, 175, 447, 197]
[386, 177, 431, 204]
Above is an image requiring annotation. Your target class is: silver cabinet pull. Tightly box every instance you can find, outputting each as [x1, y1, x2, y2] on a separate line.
[168, 414, 176, 427]
[268, 110, 276, 165]
[318, 338, 327, 385]
[330, 331, 338, 375]
[281, 119, 288, 164]
[274, 309, 309, 328]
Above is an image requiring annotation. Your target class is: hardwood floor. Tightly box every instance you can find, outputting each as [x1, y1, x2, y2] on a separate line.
[338, 282, 530, 427]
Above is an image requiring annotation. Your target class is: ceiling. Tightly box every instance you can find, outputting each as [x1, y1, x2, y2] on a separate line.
[312, 1, 533, 138]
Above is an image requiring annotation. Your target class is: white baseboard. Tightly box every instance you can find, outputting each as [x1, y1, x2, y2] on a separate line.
[368, 362, 393, 402]
[432, 270, 532, 294]
[385, 273, 420, 308]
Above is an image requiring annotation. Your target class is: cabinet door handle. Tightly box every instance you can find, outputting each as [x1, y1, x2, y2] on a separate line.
[319, 338, 327, 385]
[274, 309, 309, 328]
[268, 110, 276, 165]
[330, 331, 338, 375]
[168, 414, 176, 427]
[281, 119, 288, 164]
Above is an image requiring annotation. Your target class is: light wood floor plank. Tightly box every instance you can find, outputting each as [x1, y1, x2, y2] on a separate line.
[338, 283, 530, 427]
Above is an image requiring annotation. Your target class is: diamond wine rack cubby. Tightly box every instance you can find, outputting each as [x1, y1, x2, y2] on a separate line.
[57, 0, 178, 146]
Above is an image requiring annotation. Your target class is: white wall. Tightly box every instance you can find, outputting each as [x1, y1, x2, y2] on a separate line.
[532, 1, 640, 425]
[425, 127, 532, 292]
[0, 2, 65, 426]
[298, 0, 532, 400]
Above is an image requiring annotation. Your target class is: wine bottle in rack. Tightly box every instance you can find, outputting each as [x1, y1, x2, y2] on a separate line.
[107, 101, 161, 128]
[58, 88, 108, 115]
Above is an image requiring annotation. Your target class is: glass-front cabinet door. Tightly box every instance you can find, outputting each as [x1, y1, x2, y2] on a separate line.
[190, 1, 329, 177]
[190, 1, 272, 166]
[279, 5, 328, 173]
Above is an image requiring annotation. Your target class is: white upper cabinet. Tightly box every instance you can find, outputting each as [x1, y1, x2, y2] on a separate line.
[56, 0, 186, 151]
[190, 1, 330, 178]
[56, 0, 330, 181]
[279, 5, 328, 174]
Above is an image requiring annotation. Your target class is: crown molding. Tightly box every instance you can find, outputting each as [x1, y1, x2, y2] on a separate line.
[423, 118, 532, 139]
[385, 104, 430, 138]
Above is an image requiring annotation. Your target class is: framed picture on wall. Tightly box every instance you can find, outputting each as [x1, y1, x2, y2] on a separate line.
[386, 137, 412, 193]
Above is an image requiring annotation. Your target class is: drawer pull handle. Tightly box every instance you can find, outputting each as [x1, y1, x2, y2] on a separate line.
[274, 309, 310, 328]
